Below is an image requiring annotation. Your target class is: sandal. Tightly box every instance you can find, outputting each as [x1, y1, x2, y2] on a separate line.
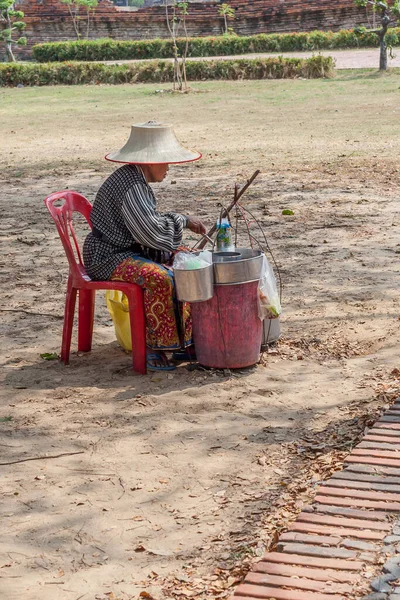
[147, 352, 176, 372]
[172, 348, 197, 362]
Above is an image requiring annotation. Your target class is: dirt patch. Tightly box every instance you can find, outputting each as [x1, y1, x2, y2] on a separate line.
[1, 78, 400, 600]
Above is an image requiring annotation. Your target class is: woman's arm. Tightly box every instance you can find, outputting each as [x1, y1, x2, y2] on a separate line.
[122, 183, 186, 252]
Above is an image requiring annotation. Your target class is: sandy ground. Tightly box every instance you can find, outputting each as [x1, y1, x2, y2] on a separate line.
[1, 78, 400, 600]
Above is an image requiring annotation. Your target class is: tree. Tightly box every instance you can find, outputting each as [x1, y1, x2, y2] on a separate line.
[218, 2, 235, 35]
[355, 0, 400, 70]
[0, 0, 26, 62]
[164, 1, 189, 92]
[61, 0, 98, 40]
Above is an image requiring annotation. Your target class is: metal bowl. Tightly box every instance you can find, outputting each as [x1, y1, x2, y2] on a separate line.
[213, 248, 263, 285]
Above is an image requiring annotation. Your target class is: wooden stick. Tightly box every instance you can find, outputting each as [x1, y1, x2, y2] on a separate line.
[0, 451, 84, 466]
[198, 170, 261, 249]
[0, 308, 63, 319]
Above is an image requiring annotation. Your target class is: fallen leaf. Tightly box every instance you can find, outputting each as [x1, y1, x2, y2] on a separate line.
[148, 548, 173, 556]
[40, 352, 59, 361]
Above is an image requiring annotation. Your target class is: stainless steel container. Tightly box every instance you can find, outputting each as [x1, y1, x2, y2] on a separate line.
[261, 317, 281, 350]
[213, 248, 263, 285]
[174, 264, 214, 303]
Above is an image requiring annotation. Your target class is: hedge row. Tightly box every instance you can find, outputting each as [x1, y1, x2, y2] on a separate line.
[32, 28, 400, 62]
[0, 56, 335, 87]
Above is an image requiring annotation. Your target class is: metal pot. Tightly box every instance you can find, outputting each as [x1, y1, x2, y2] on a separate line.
[213, 248, 263, 285]
[261, 317, 281, 350]
[213, 251, 242, 262]
[174, 264, 214, 303]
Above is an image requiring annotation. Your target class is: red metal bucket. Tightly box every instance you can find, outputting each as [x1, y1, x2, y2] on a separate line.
[191, 281, 262, 369]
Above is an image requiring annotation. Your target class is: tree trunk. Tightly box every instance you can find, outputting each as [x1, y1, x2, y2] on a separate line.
[379, 9, 390, 71]
[165, 1, 183, 91]
[171, 21, 182, 90]
[224, 13, 227, 34]
[379, 34, 387, 70]
[6, 40, 15, 62]
[68, 4, 81, 39]
[5, 8, 15, 62]
[86, 7, 90, 40]
[181, 14, 189, 91]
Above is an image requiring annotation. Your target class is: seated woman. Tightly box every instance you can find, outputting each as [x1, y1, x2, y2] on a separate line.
[83, 121, 206, 372]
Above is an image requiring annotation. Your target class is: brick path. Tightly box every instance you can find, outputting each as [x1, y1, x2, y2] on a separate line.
[230, 397, 400, 600]
[104, 49, 400, 69]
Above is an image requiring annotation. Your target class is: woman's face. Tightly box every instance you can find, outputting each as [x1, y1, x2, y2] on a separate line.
[142, 163, 169, 183]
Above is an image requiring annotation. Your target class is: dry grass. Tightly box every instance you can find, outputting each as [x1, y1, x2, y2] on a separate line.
[1, 69, 399, 181]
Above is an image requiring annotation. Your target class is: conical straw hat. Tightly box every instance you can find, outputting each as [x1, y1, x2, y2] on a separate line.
[105, 121, 201, 165]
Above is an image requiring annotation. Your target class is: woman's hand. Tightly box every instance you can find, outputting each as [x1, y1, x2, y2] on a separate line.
[186, 216, 207, 235]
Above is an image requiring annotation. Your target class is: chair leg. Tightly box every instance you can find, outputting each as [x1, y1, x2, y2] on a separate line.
[61, 283, 77, 365]
[78, 289, 95, 353]
[126, 287, 146, 375]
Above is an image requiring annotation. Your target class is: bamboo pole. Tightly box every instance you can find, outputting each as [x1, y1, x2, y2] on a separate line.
[197, 169, 260, 250]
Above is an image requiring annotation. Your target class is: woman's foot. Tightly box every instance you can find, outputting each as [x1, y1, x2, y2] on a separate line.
[172, 346, 197, 362]
[147, 349, 176, 372]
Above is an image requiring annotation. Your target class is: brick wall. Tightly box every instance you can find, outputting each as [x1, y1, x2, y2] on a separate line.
[14, 0, 366, 58]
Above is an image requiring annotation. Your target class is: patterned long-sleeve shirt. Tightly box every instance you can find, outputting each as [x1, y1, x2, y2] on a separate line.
[83, 164, 187, 280]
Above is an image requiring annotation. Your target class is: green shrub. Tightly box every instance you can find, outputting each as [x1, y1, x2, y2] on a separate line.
[32, 28, 400, 63]
[0, 55, 335, 86]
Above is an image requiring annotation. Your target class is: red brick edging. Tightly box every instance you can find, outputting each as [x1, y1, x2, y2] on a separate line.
[230, 398, 400, 600]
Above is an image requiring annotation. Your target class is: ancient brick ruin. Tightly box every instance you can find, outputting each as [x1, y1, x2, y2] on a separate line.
[15, 0, 366, 58]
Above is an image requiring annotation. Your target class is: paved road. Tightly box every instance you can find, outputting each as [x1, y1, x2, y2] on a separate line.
[105, 48, 400, 69]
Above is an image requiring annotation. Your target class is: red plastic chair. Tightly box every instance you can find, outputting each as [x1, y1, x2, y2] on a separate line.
[44, 191, 146, 374]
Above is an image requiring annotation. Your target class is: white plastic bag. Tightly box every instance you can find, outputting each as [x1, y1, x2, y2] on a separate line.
[173, 250, 212, 270]
[258, 255, 282, 320]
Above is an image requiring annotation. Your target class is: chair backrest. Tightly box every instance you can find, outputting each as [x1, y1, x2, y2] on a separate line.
[44, 191, 92, 282]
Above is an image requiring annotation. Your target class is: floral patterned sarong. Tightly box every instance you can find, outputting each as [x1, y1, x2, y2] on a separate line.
[110, 256, 192, 351]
